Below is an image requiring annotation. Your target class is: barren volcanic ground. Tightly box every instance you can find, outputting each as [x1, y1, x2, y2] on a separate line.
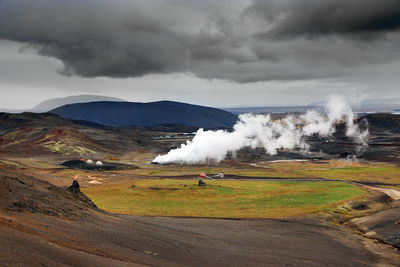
[1, 161, 400, 266]
[0, 112, 400, 266]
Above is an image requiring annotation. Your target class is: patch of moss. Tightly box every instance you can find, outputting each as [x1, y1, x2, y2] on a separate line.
[45, 142, 95, 155]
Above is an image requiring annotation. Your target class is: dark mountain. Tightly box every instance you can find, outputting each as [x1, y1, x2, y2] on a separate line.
[50, 101, 238, 128]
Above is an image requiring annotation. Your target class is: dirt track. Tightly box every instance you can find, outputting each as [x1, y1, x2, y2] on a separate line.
[1, 212, 400, 266]
[361, 185, 400, 201]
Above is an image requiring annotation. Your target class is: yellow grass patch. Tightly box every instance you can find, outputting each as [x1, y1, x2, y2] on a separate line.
[83, 179, 367, 218]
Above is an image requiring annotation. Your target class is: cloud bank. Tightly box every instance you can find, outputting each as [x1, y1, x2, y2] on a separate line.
[0, 0, 400, 82]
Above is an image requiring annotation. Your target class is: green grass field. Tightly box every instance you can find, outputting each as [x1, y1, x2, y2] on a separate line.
[83, 179, 367, 218]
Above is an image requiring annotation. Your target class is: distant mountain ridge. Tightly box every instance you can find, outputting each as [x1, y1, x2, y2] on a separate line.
[223, 106, 319, 115]
[50, 101, 238, 128]
[33, 94, 125, 112]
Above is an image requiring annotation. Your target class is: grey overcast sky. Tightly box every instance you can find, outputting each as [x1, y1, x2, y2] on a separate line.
[0, 0, 399, 109]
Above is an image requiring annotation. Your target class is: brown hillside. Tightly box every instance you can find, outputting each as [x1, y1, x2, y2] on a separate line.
[0, 127, 112, 156]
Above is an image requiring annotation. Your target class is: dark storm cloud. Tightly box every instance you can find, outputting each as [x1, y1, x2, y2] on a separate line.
[0, 0, 191, 77]
[0, 0, 399, 82]
[248, 0, 400, 39]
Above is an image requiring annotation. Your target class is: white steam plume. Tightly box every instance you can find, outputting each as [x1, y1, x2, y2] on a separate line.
[153, 95, 369, 164]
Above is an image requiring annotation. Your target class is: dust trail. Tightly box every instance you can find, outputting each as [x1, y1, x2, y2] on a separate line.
[153, 95, 369, 164]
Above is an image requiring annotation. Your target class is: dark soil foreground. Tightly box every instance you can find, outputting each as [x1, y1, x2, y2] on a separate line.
[352, 206, 400, 249]
[2, 213, 400, 267]
[1, 162, 400, 266]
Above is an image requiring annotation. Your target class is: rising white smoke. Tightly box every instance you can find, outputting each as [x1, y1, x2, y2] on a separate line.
[152, 95, 369, 164]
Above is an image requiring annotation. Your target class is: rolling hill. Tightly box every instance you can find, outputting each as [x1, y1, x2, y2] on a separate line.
[50, 101, 238, 128]
[0, 112, 76, 135]
[33, 94, 126, 112]
[0, 127, 111, 155]
[0, 112, 155, 156]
